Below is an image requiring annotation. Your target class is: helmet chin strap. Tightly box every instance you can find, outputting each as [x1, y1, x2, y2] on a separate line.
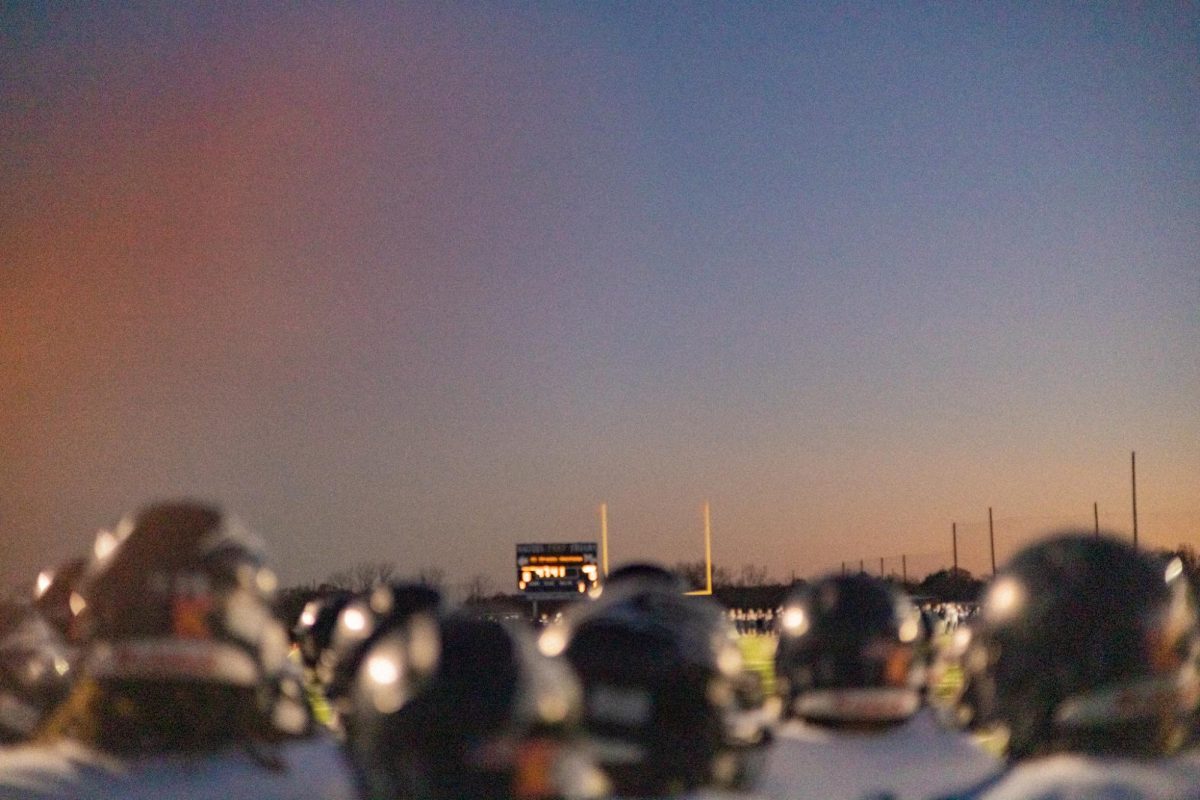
[1053, 673, 1199, 727]
[795, 687, 921, 724]
[85, 639, 260, 686]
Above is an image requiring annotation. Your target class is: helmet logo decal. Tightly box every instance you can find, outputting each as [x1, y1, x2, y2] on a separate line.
[883, 646, 914, 687]
[512, 738, 560, 799]
[172, 593, 213, 639]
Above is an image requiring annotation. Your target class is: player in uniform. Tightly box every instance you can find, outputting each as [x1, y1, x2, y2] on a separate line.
[0, 600, 74, 745]
[292, 589, 357, 728]
[0, 500, 359, 799]
[936, 533, 1200, 800]
[318, 581, 443, 795]
[340, 592, 609, 800]
[765, 573, 997, 800]
[546, 563, 774, 799]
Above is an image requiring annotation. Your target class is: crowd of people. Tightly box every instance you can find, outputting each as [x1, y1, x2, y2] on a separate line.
[0, 499, 1197, 799]
[723, 598, 978, 638]
[727, 607, 777, 636]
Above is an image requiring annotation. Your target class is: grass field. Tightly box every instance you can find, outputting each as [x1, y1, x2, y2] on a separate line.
[737, 634, 778, 696]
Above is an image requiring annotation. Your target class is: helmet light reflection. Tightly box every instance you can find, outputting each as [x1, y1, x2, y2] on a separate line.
[898, 616, 920, 644]
[342, 607, 367, 633]
[781, 606, 809, 636]
[985, 577, 1025, 622]
[537, 625, 568, 658]
[366, 652, 400, 686]
[298, 602, 318, 629]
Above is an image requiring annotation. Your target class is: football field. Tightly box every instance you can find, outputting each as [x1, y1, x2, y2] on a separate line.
[737, 634, 778, 696]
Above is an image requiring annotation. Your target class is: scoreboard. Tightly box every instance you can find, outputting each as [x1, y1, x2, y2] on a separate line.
[516, 542, 600, 597]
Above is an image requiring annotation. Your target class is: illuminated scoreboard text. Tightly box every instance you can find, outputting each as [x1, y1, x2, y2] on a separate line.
[516, 542, 600, 596]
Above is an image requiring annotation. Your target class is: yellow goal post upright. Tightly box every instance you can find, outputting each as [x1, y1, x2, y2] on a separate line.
[685, 501, 713, 596]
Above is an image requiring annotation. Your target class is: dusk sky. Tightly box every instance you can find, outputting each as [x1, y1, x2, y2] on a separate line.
[2, 3, 1197, 595]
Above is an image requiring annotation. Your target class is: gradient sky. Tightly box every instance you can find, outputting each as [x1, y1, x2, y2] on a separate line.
[2, 2, 1197, 596]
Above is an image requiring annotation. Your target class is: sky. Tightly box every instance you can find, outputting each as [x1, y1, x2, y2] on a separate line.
[2, 2, 1197, 596]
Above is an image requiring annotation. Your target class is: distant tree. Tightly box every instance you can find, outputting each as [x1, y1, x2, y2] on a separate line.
[712, 565, 734, 588]
[324, 561, 398, 592]
[733, 564, 770, 587]
[462, 574, 495, 604]
[672, 561, 707, 591]
[413, 567, 446, 590]
[322, 569, 352, 592]
[671, 561, 734, 591]
[916, 567, 984, 602]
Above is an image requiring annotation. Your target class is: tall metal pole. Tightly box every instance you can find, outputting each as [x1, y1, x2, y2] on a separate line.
[988, 507, 996, 575]
[902, 554, 907, 585]
[600, 503, 609, 576]
[1131, 451, 1139, 549]
[952, 522, 958, 574]
[842, 561, 847, 577]
[1093, 502, 1099, 537]
[880, 557, 885, 577]
[703, 502, 713, 594]
[859, 559, 864, 574]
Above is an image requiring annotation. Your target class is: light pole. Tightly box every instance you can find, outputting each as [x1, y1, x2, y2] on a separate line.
[1131, 451, 1139, 549]
[600, 502, 609, 576]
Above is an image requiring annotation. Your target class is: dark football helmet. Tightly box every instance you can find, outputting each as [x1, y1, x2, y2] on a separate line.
[957, 533, 1200, 759]
[774, 573, 926, 727]
[65, 501, 310, 751]
[553, 564, 772, 796]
